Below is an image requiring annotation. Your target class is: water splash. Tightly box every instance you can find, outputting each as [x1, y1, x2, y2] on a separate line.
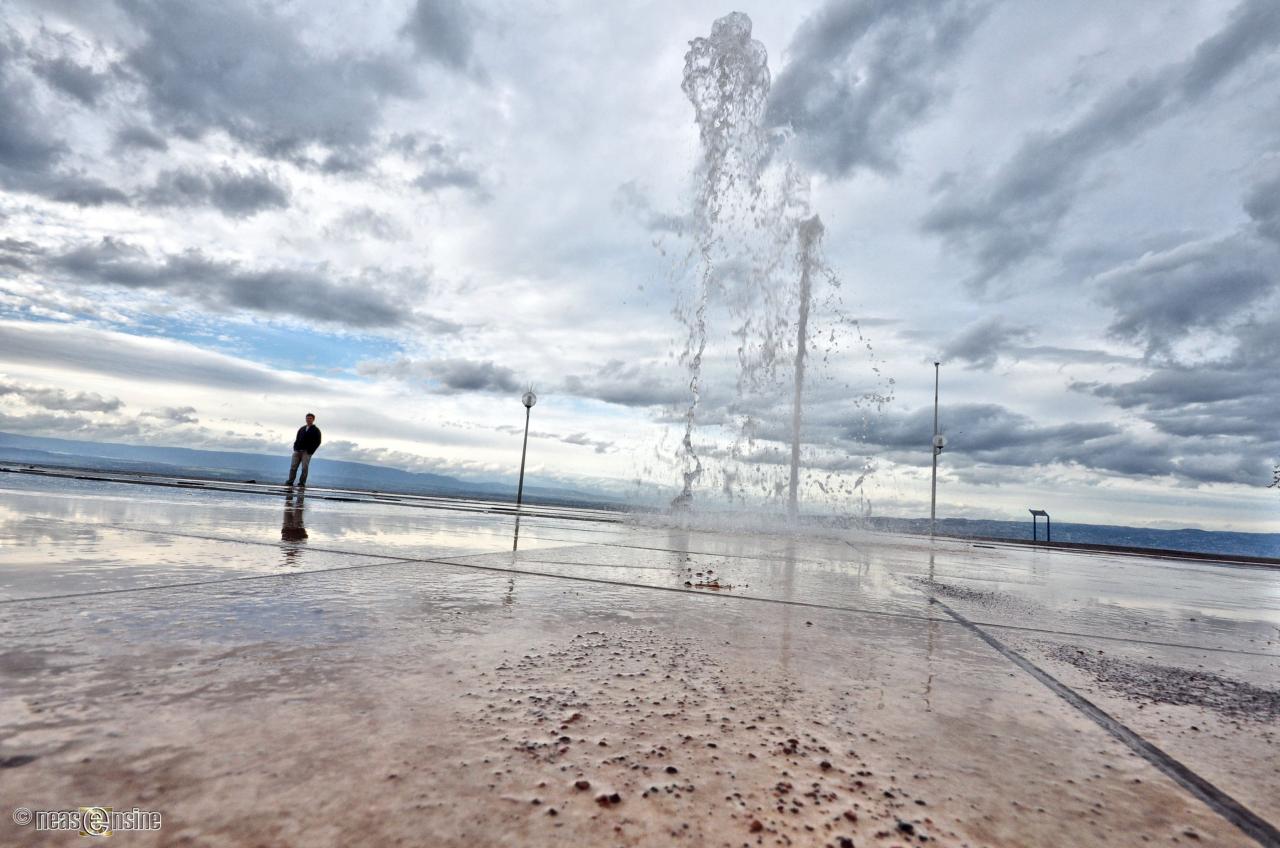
[787, 215, 822, 519]
[673, 12, 772, 508]
[665, 12, 893, 519]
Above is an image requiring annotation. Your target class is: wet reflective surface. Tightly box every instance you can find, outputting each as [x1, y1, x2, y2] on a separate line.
[0, 472, 1277, 846]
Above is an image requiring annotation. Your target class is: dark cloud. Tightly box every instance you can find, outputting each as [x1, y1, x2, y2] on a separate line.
[1074, 313, 1280, 445]
[1070, 313, 1279, 484]
[141, 405, 198, 424]
[923, 0, 1280, 289]
[413, 165, 484, 193]
[0, 409, 132, 440]
[767, 0, 988, 178]
[861, 402, 1116, 458]
[31, 54, 109, 105]
[327, 207, 408, 242]
[1178, 0, 1280, 98]
[0, 380, 123, 412]
[395, 133, 489, 198]
[428, 358, 519, 392]
[401, 0, 482, 76]
[562, 360, 687, 407]
[317, 150, 372, 175]
[43, 175, 129, 205]
[938, 316, 1033, 370]
[47, 237, 407, 327]
[0, 40, 67, 174]
[1244, 169, 1280, 245]
[114, 125, 169, 152]
[854, 400, 1263, 485]
[0, 38, 127, 205]
[559, 432, 615, 454]
[613, 181, 689, 235]
[119, 0, 417, 158]
[495, 424, 616, 454]
[0, 237, 40, 271]
[1096, 235, 1276, 355]
[360, 357, 519, 393]
[143, 166, 290, 218]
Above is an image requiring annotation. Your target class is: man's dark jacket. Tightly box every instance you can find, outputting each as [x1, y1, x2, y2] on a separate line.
[293, 425, 322, 455]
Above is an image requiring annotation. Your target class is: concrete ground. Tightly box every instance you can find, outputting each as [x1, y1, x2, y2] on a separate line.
[0, 470, 1277, 847]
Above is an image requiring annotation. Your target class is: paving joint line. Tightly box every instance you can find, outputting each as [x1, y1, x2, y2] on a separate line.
[11, 519, 1274, 658]
[926, 593, 1280, 848]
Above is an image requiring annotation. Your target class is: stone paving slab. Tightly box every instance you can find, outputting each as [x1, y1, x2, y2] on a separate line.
[0, 476, 1277, 847]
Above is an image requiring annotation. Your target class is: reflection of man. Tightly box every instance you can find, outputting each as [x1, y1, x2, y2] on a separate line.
[285, 413, 322, 487]
[282, 491, 307, 565]
[282, 492, 308, 542]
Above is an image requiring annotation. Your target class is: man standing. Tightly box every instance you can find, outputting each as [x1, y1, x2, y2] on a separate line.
[286, 413, 322, 487]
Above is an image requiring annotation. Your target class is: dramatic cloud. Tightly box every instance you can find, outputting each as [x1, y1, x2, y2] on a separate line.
[1244, 169, 1280, 245]
[143, 166, 290, 217]
[938, 316, 1032, 370]
[0, 380, 123, 412]
[851, 400, 1266, 486]
[31, 54, 109, 106]
[401, 0, 482, 76]
[767, 0, 987, 178]
[1075, 314, 1280, 445]
[113, 125, 169, 152]
[47, 238, 408, 327]
[923, 0, 1280, 289]
[0, 37, 127, 205]
[1095, 234, 1276, 355]
[120, 0, 417, 158]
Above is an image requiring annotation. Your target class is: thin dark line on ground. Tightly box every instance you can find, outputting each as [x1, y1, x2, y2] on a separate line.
[927, 594, 1280, 848]
[0, 555, 430, 605]
[427, 554, 1276, 659]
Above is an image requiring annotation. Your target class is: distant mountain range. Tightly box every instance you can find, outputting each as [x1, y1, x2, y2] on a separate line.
[0, 431, 616, 508]
[868, 516, 1280, 561]
[1, 431, 1275, 560]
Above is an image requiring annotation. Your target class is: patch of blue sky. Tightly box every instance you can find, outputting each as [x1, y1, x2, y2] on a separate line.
[0, 300, 403, 379]
[128, 313, 404, 378]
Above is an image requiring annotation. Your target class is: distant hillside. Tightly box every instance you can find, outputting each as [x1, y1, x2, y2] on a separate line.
[0, 431, 616, 508]
[868, 516, 1280, 561]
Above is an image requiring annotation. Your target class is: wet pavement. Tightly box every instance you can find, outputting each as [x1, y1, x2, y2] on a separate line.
[0, 471, 1277, 846]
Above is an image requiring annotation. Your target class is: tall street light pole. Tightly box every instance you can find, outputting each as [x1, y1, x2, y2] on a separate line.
[930, 362, 945, 537]
[516, 389, 537, 510]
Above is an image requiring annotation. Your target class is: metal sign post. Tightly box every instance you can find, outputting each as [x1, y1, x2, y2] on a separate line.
[930, 362, 944, 537]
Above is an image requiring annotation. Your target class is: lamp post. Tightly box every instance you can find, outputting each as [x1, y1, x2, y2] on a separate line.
[930, 362, 945, 538]
[516, 389, 537, 509]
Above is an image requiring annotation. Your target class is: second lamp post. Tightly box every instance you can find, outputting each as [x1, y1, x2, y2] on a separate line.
[516, 389, 537, 509]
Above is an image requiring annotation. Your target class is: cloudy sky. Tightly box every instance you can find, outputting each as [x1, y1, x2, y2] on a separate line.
[1, 0, 1278, 531]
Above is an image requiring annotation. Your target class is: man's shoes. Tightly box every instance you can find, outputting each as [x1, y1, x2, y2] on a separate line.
[284, 481, 294, 487]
